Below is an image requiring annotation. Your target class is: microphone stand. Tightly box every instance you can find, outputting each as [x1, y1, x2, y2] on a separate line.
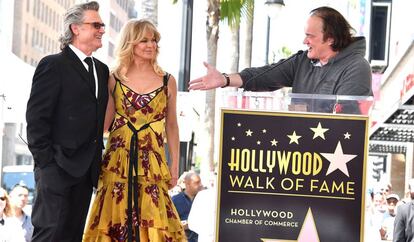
[243, 50, 305, 92]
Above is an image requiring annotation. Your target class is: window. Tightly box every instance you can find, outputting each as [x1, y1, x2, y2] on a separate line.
[16, 155, 32, 166]
[36, 0, 40, 19]
[52, 11, 55, 30]
[25, 23, 28, 44]
[46, 6, 49, 25]
[369, 1, 392, 69]
[110, 12, 124, 32]
[33, 0, 36, 15]
[108, 42, 114, 57]
[31, 27, 35, 46]
[35, 29, 39, 45]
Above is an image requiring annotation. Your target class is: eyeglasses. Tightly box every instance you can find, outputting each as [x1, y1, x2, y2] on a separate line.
[380, 188, 389, 194]
[82, 22, 105, 30]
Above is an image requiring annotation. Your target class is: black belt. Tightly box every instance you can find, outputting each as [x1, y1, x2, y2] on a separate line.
[125, 121, 153, 242]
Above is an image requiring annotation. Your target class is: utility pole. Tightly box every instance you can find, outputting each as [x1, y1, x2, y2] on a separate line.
[0, 94, 6, 183]
[178, 0, 193, 92]
[177, 0, 194, 174]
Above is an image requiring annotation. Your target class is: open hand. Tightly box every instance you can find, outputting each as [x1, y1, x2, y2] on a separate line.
[188, 62, 224, 90]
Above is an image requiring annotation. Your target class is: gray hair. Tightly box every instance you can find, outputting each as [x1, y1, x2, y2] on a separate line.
[59, 1, 100, 50]
[184, 171, 199, 182]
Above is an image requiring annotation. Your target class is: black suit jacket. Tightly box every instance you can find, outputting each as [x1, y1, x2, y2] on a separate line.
[26, 46, 108, 185]
[394, 200, 414, 242]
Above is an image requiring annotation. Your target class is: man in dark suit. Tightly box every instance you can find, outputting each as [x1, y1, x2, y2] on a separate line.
[26, 2, 108, 241]
[393, 179, 414, 242]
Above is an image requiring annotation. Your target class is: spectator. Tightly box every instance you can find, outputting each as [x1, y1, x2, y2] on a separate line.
[380, 193, 399, 241]
[383, 183, 392, 196]
[5, 184, 33, 242]
[364, 190, 382, 242]
[1, 187, 25, 242]
[399, 179, 414, 205]
[373, 192, 387, 214]
[376, 181, 392, 197]
[393, 179, 414, 242]
[367, 192, 387, 239]
[169, 171, 189, 197]
[0, 187, 9, 239]
[172, 171, 204, 242]
[0, 187, 8, 222]
[188, 171, 218, 242]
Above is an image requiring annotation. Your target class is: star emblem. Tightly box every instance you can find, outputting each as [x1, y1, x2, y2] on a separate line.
[310, 122, 329, 140]
[296, 208, 320, 242]
[262, 129, 267, 133]
[231, 137, 235, 141]
[270, 139, 278, 146]
[287, 131, 301, 144]
[261, 208, 320, 242]
[237, 123, 241, 127]
[320, 141, 357, 177]
[344, 132, 351, 139]
[246, 129, 253, 136]
[257, 140, 261, 145]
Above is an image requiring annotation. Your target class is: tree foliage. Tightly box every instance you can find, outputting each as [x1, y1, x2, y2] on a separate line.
[220, 0, 253, 28]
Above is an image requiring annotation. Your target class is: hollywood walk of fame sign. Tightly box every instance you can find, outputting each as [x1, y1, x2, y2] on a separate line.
[216, 109, 369, 242]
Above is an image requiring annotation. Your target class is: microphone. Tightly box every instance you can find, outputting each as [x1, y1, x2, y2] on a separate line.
[243, 50, 305, 91]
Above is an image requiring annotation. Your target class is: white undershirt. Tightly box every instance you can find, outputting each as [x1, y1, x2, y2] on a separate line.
[69, 44, 98, 97]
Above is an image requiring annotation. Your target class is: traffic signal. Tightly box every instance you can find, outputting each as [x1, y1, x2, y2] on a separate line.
[372, 158, 384, 181]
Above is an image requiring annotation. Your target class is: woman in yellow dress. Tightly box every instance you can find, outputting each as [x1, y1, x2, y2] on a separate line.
[83, 19, 186, 242]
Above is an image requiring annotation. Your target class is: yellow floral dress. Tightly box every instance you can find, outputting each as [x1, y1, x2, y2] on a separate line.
[83, 74, 186, 242]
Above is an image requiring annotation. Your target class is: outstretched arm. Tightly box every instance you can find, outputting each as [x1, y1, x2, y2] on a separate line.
[188, 62, 243, 90]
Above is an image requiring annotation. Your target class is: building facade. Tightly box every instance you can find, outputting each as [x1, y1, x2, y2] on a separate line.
[11, 0, 137, 67]
[12, 0, 74, 66]
[2, 0, 137, 171]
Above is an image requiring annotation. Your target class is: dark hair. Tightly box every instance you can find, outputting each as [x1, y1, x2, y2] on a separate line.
[11, 183, 29, 192]
[309, 6, 355, 51]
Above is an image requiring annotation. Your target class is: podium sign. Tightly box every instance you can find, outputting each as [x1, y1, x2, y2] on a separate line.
[216, 109, 369, 242]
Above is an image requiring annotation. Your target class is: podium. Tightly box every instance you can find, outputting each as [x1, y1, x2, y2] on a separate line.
[216, 91, 373, 242]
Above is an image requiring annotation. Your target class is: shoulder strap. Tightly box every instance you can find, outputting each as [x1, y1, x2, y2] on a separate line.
[163, 72, 171, 86]
[112, 75, 121, 96]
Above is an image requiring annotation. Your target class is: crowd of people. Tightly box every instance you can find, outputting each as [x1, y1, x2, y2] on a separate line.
[0, 184, 33, 242]
[168, 170, 218, 242]
[5, 173, 414, 242]
[1, 0, 405, 241]
[364, 180, 414, 241]
[0, 169, 217, 242]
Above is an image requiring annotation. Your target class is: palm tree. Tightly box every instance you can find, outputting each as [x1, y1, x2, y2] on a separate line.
[220, 1, 241, 72]
[198, 0, 255, 174]
[168, 0, 219, 174]
[200, 0, 220, 173]
[242, 0, 254, 68]
[140, 0, 158, 25]
[220, 0, 255, 71]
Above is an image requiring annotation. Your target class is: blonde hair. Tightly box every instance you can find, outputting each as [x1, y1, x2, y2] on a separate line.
[112, 19, 164, 81]
[0, 187, 11, 216]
